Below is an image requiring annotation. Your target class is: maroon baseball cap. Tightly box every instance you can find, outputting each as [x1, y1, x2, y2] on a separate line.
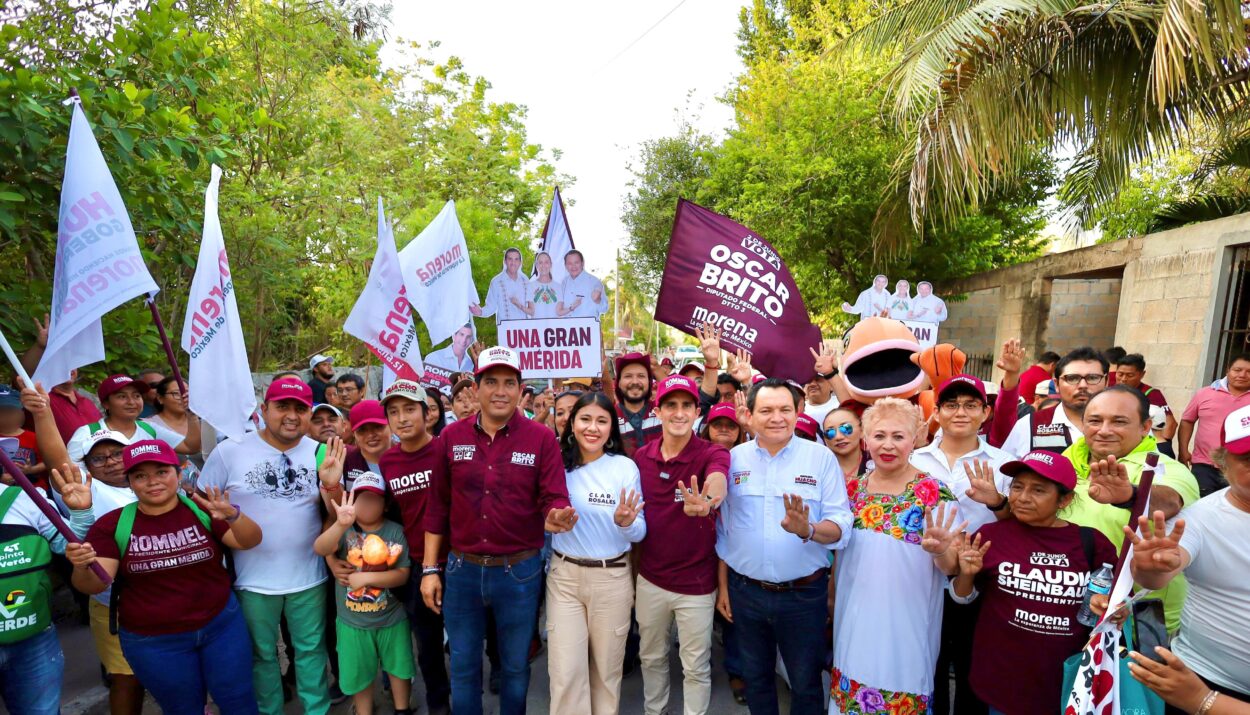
[706, 403, 738, 425]
[98, 375, 150, 402]
[1000, 451, 1077, 491]
[614, 352, 651, 377]
[264, 377, 313, 407]
[937, 374, 988, 404]
[1221, 404, 1250, 455]
[660, 357, 674, 367]
[349, 400, 387, 431]
[122, 439, 180, 473]
[795, 413, 819, 439]
[655, 375, 699, 405]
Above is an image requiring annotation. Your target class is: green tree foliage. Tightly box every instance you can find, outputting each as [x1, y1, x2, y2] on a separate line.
[0, 0, 564, 380]
[622, 1, 1050, 336]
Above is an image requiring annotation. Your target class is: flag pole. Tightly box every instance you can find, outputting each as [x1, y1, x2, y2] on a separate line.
[145, 297, 187, 396]
[0, 328, 33, 389]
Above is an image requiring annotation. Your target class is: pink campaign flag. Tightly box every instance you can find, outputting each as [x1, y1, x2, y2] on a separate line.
[34, 102, 158, 387]
[655, 200, 822, 383]
[345, 198, 424, 382]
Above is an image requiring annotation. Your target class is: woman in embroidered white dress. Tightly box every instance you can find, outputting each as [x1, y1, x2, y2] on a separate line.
[831, 398, 965, 715]
[529, 251, 563, 319]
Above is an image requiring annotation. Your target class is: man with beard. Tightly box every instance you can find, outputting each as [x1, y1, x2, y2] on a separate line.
[308, 354, 336, 404]
[198, 377, 332, 715]
[1000, 347, 1108, 457]
[615, 352, 662, 455]
[307, 403, 344, 444]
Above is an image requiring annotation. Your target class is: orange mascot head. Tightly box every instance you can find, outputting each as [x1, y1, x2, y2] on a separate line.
[838, 318, 925, 404]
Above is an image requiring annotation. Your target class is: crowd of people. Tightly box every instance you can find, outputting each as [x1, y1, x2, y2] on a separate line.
[0, 320, 1248, 715]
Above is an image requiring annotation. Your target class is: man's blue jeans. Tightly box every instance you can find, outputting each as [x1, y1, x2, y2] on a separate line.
[120, 593, 259, 715]
[444, 552, 544, 715]
[728, 570, 830, 715]
[0, 625, 63, 715]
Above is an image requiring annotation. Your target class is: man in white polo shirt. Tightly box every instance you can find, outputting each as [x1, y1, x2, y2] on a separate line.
[716, 377, 852, 715]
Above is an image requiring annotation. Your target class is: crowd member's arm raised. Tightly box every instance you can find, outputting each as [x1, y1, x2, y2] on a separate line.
[949, 531, 991, 599]
[1125, 511, 1189, 591]
[963, 460, 1011, 520]
[920, 501, 967, 575]
[20, 380, 70, 471]
[1088, 456, 1184, 519]
[988, 339, 1025, 448]
[696, 322, 723, 403]
[193, 486, 261, 549]
[811, 342, 851, 406]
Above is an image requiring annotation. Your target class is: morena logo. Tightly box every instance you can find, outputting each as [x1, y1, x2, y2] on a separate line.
[1025, 452, 1055, 465]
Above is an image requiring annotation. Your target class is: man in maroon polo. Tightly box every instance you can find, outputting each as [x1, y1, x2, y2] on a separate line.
[420, 346, 575, 715]
[633, 374, 729, 715]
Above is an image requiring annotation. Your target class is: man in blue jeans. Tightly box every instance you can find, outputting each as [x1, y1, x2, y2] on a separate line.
[715, 378, 852, 715]
[420, 346, 575, 715]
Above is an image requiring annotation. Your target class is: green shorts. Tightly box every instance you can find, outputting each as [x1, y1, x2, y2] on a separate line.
[335, 618, 416, 695]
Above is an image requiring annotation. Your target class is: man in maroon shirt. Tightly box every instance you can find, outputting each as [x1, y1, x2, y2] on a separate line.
[46, 370, 102, 444]
[1017, 351, 1060, 411]
[633, 374, 729, 715]
[420, 346, 575, 715]
[378, 380, 450, 715]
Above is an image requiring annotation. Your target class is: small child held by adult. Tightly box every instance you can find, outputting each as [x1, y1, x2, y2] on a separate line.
[313, 472, 414, 715]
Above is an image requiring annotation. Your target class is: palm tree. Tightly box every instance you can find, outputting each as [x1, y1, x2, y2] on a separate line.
[845, 1, 1250, 247]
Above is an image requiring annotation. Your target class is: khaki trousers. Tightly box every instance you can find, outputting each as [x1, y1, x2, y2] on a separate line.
[545, 554, 635, 715]
[635, 574, 716, 715]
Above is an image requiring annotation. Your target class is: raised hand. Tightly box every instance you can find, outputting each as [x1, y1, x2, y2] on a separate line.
[779, 493, 812, 538]
[696, 322, 723, 367]
[50, 463, 92, 512]
[810, 342, 838, 376]
[544, 506, 578, 533]
[33, 313, 49, 348]
[921, 502, 968, 555]
[19, 380, 50, 417]
[963, 460, 1003, 507]
[677, 475, 721, 517]
[955, 531, 991, 576]
[469, 341, 486, 363]
[1126, 511, 1187, 574]
[191, 486, 239, 522]
[318, 436, 346, 488]
[995, 338, 1025, 376]
[734, 391, 750, 428]
[1088, 455, 1134, 505]
[728, 349, 753, 384]
[613, 489, 644, 527]
[330, 489, 357, 527]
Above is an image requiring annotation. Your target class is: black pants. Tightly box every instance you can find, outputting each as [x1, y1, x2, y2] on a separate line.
[402, 573, 451, 708]
[932, 593, 986, 715]
[1191, 463, 1229, 498]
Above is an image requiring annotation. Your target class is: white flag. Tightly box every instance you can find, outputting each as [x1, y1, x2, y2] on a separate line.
[34, 103, 159, 387]
[398, 200, 479, 344]
[181, 165, 255, 441]
[345, 198, 424, 382]
[537, 186, 575, 285]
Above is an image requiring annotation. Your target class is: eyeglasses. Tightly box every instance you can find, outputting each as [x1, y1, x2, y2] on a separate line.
[822, 423, 855, 439]
[86, 450, 125, 467]
[939, 400, 985, 413]
[1058, 373, 1106, 386]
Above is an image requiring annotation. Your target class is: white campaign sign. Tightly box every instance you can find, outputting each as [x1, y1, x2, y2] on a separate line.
[903, 320, 939, 349]
[181, 165, 255, 441]
[398, 200, 480, 345]
[345, 198, 424, 382]
[498, 317, 601, 379]
[34, 103, 159, 387]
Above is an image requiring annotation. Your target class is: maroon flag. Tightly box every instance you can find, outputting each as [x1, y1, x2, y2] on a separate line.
[655, 200, 822, 383]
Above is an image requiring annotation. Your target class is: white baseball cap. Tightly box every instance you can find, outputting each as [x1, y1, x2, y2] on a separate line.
[475, 346, 522, 379]
[309, 354, 333, 369]
[74, 429, 130, 463]
[1221, 404, 1250, 455]
[350, 471, 386, 496]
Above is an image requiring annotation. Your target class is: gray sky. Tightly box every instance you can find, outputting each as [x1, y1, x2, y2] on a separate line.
[382, 0, 745, 275]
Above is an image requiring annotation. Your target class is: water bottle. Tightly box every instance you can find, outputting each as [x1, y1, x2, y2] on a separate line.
[1076, 562, 1115, 627]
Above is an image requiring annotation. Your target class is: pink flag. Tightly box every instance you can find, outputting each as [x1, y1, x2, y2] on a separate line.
[345, 198, 423, 382]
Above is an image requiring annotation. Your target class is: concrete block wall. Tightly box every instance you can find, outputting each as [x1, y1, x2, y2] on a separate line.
[942, 287, 1002, 357]
[1047, 278, 1122, 355]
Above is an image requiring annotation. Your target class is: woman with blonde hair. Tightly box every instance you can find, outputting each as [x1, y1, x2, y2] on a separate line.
[529, 251, 562, 319]
[830, 397, 964, 714]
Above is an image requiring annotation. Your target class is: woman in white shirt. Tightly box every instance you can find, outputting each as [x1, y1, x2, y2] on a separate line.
[528, 251, 563, 319]
[548, 391, 645, 715]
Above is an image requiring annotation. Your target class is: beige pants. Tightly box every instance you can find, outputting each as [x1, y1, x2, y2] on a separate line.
[635, 574, 716, 715]
[546, 554, 635, 715]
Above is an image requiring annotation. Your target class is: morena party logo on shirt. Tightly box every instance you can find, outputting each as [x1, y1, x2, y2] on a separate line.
[1024, 452, 1055, 465]
[732, 470, 750, 485]
[452, 445, 476, 462]
[739, 234, 781, 271]
[511, 451, 536, 467]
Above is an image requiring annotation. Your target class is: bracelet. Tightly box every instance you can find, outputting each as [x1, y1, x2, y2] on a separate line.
[801, 522, 816, 543]
[989, 495, 1010, 512]
[1111, 484, 1139, 510]
[226, 504, 242, 523]
[319, 482, 342, 492]
[421, 566, 442, 576]
[1195, 690, 1218, 715]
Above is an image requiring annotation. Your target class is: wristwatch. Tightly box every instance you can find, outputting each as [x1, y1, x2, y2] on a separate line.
[989, 495, 1009, 512]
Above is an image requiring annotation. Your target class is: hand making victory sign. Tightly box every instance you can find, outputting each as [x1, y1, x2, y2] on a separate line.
[613, 489, 644, 528]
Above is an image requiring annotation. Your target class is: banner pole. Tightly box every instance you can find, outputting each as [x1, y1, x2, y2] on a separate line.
[0, 449, 112, 585]
[0, 328, 34, 388]
[145, 297, 187, 396]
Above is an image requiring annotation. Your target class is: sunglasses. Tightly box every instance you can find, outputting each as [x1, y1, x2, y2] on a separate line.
[822, 423, 854, 440]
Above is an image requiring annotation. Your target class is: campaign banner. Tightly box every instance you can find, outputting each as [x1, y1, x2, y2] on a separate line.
[34, 102, 159, 387]
[655, 200, 822, 383]
[498, 317, 601, 379]
[903, 320, 939, 348]
[181, 165, 255, 441]
[398, 200, 479, 345]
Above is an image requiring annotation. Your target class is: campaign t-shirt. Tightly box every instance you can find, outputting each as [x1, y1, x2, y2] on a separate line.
[634, 437, 730, 595]
[968, 519, 1117, 715]
[197, 432, 326, 594]
[335, 520, 409, 629]
[88, 504, 232, 636]
[379, 439, 448, 565]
